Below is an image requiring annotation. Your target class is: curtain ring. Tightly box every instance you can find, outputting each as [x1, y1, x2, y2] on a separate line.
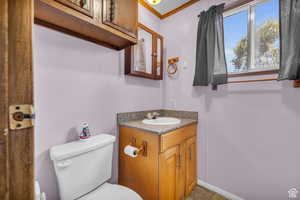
[167, 63, 178, 75]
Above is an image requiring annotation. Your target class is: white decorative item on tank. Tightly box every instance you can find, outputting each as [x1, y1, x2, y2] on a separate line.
[79, 122, 91, 140]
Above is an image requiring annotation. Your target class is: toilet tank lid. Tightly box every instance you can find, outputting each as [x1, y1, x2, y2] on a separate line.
[50, 134, 116, 161]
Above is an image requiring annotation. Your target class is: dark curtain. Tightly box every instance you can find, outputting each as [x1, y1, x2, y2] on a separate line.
[193, 4, 228, 90]
[279, 0, 300, 80]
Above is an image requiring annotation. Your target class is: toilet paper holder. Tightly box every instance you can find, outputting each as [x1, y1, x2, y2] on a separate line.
[130, 137, 147, 157]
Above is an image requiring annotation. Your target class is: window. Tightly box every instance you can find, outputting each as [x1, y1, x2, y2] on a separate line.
[224, 0, 280, 76]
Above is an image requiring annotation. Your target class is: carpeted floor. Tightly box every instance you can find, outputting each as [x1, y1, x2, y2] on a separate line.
[185, 186, 229, 200]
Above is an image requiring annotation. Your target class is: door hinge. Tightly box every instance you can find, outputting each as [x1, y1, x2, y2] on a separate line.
[9, 104, 35, 130]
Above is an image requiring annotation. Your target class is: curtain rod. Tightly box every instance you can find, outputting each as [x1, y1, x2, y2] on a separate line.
[228, 78, 277, 84]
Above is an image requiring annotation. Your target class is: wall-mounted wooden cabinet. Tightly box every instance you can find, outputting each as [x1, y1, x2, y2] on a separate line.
[119, 124, 197, 200]
[125, 23, 164, 80]
[35, 0, 138, 50]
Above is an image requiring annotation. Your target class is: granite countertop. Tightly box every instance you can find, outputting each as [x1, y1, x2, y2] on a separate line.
[119, 118, 198, 134]
[117, 110, 198, 134]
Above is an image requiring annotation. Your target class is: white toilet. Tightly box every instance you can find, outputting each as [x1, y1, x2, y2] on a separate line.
[50, 134, 142, 200]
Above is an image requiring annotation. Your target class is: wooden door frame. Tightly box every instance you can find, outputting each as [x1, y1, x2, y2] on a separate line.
[0, 0, 35, 199]
[0, 0, 9, 199]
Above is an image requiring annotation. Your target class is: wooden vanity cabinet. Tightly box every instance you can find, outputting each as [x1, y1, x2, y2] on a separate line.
[119, 124, 197, 200]
[35, 0, 138, 50]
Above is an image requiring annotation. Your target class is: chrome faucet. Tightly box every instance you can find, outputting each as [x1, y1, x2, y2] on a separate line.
[146, 112, 160, 120]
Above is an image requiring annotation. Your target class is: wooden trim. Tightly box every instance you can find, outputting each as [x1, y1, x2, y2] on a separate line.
[138, 23, 163, 41]
[0, 0, 9, 199]
[139, 0, 257, 20]
[228, 78, 277, 84]
[294, 80, 300, 88]
[228, 69, 279, 78]
[138, 22, 161, 37]
[127, 71, 162, 80]
[138, 0, 200, 19]
[158, 36, 164, 77]
[161, 0, 199, 19]
[0, 0, 35, 199]
[138, 0, 163, 19]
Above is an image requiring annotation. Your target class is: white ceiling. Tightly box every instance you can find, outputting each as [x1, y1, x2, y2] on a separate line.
[146, 0, 192, 15]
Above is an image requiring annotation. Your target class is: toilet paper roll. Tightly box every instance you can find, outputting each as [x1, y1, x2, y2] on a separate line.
[124, 145, 139, 158]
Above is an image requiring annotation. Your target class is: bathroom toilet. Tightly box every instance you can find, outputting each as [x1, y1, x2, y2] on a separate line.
[50, 134, 142, 200]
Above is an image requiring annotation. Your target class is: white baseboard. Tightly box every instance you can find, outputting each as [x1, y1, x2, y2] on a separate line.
[197, 179, 244, 200]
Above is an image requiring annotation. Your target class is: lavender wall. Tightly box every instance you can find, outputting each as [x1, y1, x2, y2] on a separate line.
[160, 0, 300, 199]
[33, 5, 162, 200]
[34, 1, 300, 199]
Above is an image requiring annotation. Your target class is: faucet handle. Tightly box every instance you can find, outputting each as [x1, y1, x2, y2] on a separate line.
[153, 112, 160, 119]
[146, 113, 153, 119]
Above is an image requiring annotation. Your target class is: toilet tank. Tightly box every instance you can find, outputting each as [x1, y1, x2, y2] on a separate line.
[50, 134, 116, 200]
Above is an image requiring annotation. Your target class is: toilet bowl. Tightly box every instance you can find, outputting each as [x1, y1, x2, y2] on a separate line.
[78, 183, 141, 200]
[50, 134, 142, 200]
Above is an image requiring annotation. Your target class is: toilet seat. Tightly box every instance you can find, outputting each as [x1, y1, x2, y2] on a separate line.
[78, 183, 143, 200]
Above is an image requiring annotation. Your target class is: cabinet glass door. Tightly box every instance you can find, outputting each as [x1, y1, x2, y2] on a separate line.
[125, 23, 164, 80]
[55, 0, 94, 17]
[103, 0, 138, 38]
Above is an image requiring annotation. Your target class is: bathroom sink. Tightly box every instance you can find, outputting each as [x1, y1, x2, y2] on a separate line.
[142, 117, 181, 126]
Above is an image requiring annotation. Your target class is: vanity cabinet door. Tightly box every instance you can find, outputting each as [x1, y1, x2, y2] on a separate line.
[177, 142, 186, 200]
[185, 136, 197, 196]
[103, 0, 138, 38]
[159, 145, 181, 200]
[55, 0, 94, 17]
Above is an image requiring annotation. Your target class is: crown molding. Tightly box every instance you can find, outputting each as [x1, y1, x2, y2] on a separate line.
[138, 0, 163, 19]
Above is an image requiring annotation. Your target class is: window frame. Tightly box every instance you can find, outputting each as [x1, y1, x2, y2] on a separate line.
[223, 0, 279, 78]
